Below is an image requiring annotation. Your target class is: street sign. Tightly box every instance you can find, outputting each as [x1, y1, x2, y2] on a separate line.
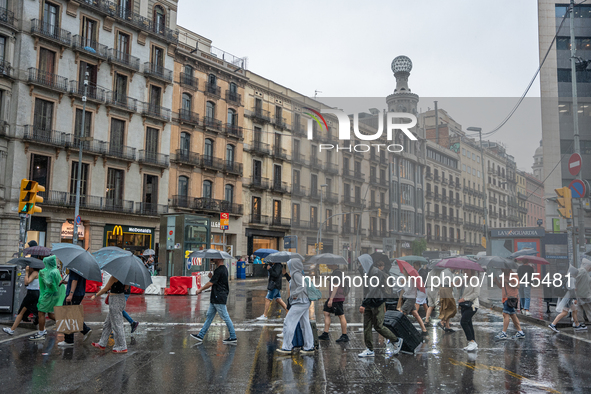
[220, 212, 229, 230]
[569, 179, 586, 199]
[568, 153, 582, 176]
[75, 215, 81, 225]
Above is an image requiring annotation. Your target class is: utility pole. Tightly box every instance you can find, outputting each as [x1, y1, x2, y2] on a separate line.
[570, 0, 585, 265]
[467, 127, 489, 252]
[316, 184, 327, 255]
[73, 71, 89, 246]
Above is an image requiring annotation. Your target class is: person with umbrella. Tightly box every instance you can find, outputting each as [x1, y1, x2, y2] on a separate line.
[3, 261, 41, 335]
[358, 255, 403, 358]
[29, 256, 66, 341]
[396, 261, 428, 336]
[494, 268, 525, 340]
[256, 260, 288, 321]
[90, 274, 129, 353]
[191, 257, 237, 345]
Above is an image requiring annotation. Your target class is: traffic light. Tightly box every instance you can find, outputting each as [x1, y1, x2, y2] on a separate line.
[319, 242, 323, 251]
[555, 187, 572, 219]
[18, 179, 45, 214]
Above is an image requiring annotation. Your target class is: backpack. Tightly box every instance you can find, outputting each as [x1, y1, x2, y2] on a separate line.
[304, 277, 322, 301]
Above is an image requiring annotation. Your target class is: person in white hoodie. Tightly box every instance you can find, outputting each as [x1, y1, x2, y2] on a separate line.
[574, 260, 591, 325]
[458, 270, 481, 351]
[276, 259, 315, 354]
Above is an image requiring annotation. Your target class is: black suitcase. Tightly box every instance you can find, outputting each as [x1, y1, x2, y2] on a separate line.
[383, 310, 422, 354]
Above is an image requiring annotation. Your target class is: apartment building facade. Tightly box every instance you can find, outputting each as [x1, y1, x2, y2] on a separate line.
[516, 170, 528, 226]
[0, 0, 179, 260]
[525, 172, 545, 227]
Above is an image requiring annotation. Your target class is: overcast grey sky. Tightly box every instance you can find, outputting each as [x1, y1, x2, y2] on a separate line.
[177, 0, 541, 171]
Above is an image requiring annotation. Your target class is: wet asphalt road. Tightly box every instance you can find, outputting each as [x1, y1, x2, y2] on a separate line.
[1, 279, 591, 393]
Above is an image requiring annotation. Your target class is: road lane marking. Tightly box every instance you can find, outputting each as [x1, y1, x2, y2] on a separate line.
[449, 358, 561, 394]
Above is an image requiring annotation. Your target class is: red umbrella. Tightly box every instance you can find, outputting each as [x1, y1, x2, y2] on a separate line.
[515, 255, 549, 265]
[396, 259, 425, 292]
[436, 257, 484, 272]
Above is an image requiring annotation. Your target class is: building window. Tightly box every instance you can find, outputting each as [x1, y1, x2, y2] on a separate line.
[273, 200, 281, 222]
[145, 127, 159, 157]
[43, 1, 60, 33]
[203, 180, 212, 199]
[106, 168, 124, 207]
[39, 48, 56, 76]
[151, 45, 164, 69]
[182, 93, 192, 112]
[207, 74, 217, 94]
[274, 164, 282, 185]
[116, 32, 130, 57]
[30, 154, 51, 189]
[178, 176, 189, 198]
[150, 85, 162, 109]
[227, 108, 237, 125]
[206, 101, 215, 120]
[225, 184, 234, 203]
[226, 144, 234, 164]
[74, 108, 92, 141]
[114, 72, 128, 103]
[110, 118, 125, 149]
[229, 82, 238, 101]
[143, 174, 158, 209]
[252, 196, 261, 218]
[70, 161, 89, 197]
[292, 203, 300, 224]
[153, 5, 166, 33]
[204, 138, 213, 160]
[310, 206, 317, 227]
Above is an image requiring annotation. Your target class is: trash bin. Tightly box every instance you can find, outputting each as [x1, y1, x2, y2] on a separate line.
[0, 265, 17, 314]
[237, 261, 246, 279]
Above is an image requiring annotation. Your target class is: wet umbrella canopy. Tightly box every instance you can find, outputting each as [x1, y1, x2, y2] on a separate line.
[188, 249, 235, 260]
[306, 253, 348, 267]
[51, 243, 102, 282]
[436, 257, 484, 272]
[7, 256, 45, 270]
[265, 251, 304, 264]
[93, 247, 152, 289]
[398, 255, 429, 264]
[253, 249, 279, 259]
[23, 245, 52, 257]
[142, 249, 155, 256]
[508, 248, 538, 259]
[515, 255, 550, 265]
[477, 256, 518, 270]
[396, 259, 425, 292]
[370, 252, 392, 272]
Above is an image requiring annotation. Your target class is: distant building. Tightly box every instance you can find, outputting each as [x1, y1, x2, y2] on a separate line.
[525, 172, 545, 227]
[532, 140, 544, 181]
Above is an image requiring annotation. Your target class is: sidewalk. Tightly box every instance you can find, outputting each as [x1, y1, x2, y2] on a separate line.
[479, 285, 573, 328]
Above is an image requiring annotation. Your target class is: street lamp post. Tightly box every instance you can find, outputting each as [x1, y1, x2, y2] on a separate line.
[467, 126, 489, 253]
[73, 71, 89, 246]
[316, 184, 328, 255]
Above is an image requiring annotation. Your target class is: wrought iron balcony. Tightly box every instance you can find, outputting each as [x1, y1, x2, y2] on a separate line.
[249, 177, 270, 190]
[434, 175, 441, 183]
[272, 181, 289, 194]
[224, 123, 243, 139]
[42, 190, 135, 214]
[200, 155, 224, 171]
[249, 214, 269, 225]
[135, 202, 168, 216]
[203, 116, 222, 131]
[442, 178, 449, 185]
[138, 150, 169, 167]
[144, 62, 173, 83]
[292, 184, 307, 197]
[309, 188, 321, 200]
[28, 68, 68, 93]
[141, 103, 171, 122]
[172, 150, 200, 166]
[69, 81, 106, 103]
[23, 125, 68, 147]
[272, 147, 289, 161]
[292, 122, 305, 137]
[179, 72, 198, 90]
[245, 108, 270, 123]
[247, 141, 271, 155]
[176, 109, 200, 126]
[107, 48, 140, 71]
[223, 160, 243, 175]
[0, 60, 13, 78]
[0, 7, 15, 28]
[325, 162, 339, 175]
[518, 192, 528, 200]
[193, 198, 243, 215]
[499, 200, 507, 207]
[105, 143, 136, 161]
[343, 195, 364, 208]
[292, 153, 307, 166]
[204, 83, 221, 99]
[65, 135, 107, 156]
[271, 217, 291, 227]
[426, 190, 433, 199]
[489, 196, 498, 204]
[325, 192, 338, 204]
[273, 116, 288, 130]
[310, 157, 322, 170]
[171, 195, 191, 209]
[31, 19, 71, 46]
[72, 35, 108, 59]
[425, 172, 433, 181]
[226, 90, 241, 105]
[106, 92, 138, 113]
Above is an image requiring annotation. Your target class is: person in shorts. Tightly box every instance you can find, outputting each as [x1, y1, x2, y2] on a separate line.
[548, 290, 586, 333]
[413, 262, 428, 314]
[257, 262, 287, 320]
[318, 264, 349, 343]
[397, 270, 428, 335]
[424, 269, 440, 325]
[494, 269, 524, 340]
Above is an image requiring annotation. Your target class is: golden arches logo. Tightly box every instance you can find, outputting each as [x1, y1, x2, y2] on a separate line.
[113, 225, 123, 236]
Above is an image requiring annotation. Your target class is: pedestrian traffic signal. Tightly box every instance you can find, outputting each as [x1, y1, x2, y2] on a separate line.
[555, 187, 572, 219]
[18, 179, 45, 214]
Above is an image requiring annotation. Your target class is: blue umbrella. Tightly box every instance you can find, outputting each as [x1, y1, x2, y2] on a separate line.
[93, 247, 152, 289]
[51, 243, 102, 282]
[253, 248, 279, 259]
[508, 248, 538, 259]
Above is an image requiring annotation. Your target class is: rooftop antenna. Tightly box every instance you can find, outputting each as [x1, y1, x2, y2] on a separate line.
[314, 90, 322, 99]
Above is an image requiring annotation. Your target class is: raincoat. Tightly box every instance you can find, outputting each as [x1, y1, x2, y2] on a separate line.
[37, 256, 66, 313]
[287, 258, 307, 304]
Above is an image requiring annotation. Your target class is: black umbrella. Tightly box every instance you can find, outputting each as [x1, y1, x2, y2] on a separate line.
[370, 252, 392, 273]
[7, 257, 44, 270]
[265, 251, 304, 264]
[51, 243, 102, 282]
[477, 256, 518, 270]
[23, 245, 52, 257]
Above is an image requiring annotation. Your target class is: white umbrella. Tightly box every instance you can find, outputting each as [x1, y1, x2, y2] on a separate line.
[188, 249, 235, 260]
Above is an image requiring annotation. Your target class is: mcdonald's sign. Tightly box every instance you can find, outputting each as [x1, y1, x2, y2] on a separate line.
[113, 225, 123, 236]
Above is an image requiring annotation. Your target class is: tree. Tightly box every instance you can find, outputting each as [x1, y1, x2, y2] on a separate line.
[411, 238, 427, 256]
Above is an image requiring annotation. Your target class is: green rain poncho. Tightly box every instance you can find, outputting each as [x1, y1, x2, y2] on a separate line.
[37, 256, 66, 313]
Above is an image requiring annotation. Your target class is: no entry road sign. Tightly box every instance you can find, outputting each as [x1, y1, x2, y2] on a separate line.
[569, 179, 586, 198]
[569, 153, 582, 176]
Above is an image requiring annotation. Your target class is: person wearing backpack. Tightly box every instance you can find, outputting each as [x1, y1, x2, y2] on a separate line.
[276, 258, 315, 354]
[318, 264, 349, 343]
[358, 254, 403, 357]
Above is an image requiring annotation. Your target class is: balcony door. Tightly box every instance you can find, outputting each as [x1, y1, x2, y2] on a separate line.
[253, 160, 262, 184]
[204, 138, 213, 166]
[274, 164, 281, 187]
[252, 196, 261, 222]
[43, 1, 59, 35]
[143, 174, 158, 213]
[110, 118, 125, 154]
[145, 127, 159, 162]
[178, 176, 188, 207]
[69, 161, 88, 205]
[106, 168, 124, 208]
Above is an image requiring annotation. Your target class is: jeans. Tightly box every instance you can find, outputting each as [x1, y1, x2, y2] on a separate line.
[63, 296, 91, 344]
[519, 285, 531, 310]
[122, 294, 134, 325]
[198, 303, 236, 340]
[363, 304, 398, 351]
[460, 306, 478, 341]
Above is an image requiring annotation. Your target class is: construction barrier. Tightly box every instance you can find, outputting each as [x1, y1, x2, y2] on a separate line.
[145, 276, 167, 295]
[164, 276, 192, 295]
[85, 279, 103, 293]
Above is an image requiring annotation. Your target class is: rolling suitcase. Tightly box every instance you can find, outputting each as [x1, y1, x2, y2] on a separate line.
[383, 310, 422, 354]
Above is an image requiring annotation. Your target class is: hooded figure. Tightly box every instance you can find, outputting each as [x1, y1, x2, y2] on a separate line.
[574, 262, 591, 300]
[277, 258, 314, 353]
[359, 254, 390, 308]
[37, 256, 66, 314]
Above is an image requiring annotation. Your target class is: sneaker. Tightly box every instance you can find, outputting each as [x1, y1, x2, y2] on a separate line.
[393, 338, 403, 355]
[112, 349, 128, 353]
[524, 311, 531, 316]
[190, 334, 203, 343]
[29, 331, 46, 341]
[385, 340, 394, 355]
[358, 348, 375, 358]
[575, 324, 588, 331]
[514, 331, 526, 339]
[548, 324, 560, 333]
[335, 334, 349, 343]
[83, 329, 93, 342]
[58, 341, 74, 347]
[300, 348, 315, 354]
[318, 332, 330, 340]
[466, 342, 478, 351]
[256, 315, 268, 320]
[276, 348, 291, 354]
[131, 322, 139, 333]
[223, 337, 237, 345]
[495, 332, 509, 341]
[91, 342, 106, 350]
[444, 328, 455, 333]
[2, 327, 14, 335]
